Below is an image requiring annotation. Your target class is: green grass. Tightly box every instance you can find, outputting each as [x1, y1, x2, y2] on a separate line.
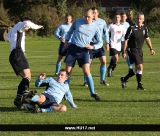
[0, 37, 160, 135]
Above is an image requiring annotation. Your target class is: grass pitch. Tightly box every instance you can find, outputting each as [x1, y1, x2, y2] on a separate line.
[0, 37, 159, 135]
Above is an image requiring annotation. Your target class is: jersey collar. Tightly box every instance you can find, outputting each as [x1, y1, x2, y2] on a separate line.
[135, 23, 144, 27]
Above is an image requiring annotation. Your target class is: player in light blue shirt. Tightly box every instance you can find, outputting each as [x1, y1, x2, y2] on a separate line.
[65, 19, 102, 48]
[29, 69, 78, 113]
[54, 14, 73, 76]
[64, 9, 102, 101]
[83, 7, 110, 87]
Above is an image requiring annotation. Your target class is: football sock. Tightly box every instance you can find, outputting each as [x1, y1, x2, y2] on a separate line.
[41, 106, 53, 112]
[22, 90, 29, 96]
[109, 57, 114, 67]
[100, 65, 106, 81]
[126, 56, 132, 69]
[112, 62, 117, 72]
[108, 57, 116, 71]
[55, 62, 61, 74]
[30, 94, 39, 102]
[14, 94, 22, 101]
[15, 77, 29, 101]
[124, 69, 136, 81]
[86, 74, 95, 95]
[136, 70, 142, 86]
[136, 74, 142, 86]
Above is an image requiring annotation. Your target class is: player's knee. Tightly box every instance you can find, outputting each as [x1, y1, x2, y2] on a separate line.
[101, 62, 106, 65]
[60, 105, 67, 112]
[20, 69, 31, 80]
[53, 104, 67, 112]
[25, 72, 31, 81]
[25, 75, 31, 81]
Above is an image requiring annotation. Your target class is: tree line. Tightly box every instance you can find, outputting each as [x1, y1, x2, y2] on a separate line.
[0, 0, 159, 37]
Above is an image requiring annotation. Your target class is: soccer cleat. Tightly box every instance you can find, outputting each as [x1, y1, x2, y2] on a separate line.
[100, 80, 109, 86]
[14, 100, 23, 108]
[35, 108, 42, 113]
[121, 77, 126, 89]
[83, 82, 88, 87]
[137, 86, 146, 90]
[107, 67, 113, 77]
[22, 90, 37, 103]
[91, 93, 100, 101]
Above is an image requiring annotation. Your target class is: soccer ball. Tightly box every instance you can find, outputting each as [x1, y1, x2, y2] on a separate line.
[23, 103, 35, 111]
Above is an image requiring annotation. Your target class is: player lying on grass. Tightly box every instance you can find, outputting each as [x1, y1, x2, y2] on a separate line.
[24, 69, 79, 113]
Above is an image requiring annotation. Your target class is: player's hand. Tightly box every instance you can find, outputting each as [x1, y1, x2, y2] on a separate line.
[75, 106, 81, 109]
[64, 41, 68, 49]
[105, 44, 109, 51]
[24, 26, 30, 31]
[151, 50, 155, 55]
[39, 25, 44, 29]
[122, 53, 127, 58]
[39, 73, 46, 79]
[85, 44, 94, 50]
[61, 38, 65, 43]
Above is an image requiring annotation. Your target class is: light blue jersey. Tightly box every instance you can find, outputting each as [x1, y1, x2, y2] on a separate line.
[92, 18, 109, 45]
[35, 77, 77, 108]
[66, 18, 102, 49]
[121, 22, 130, 41]
[54, 22, 72, 41]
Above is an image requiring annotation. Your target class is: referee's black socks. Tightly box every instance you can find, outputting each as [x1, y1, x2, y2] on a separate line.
[136, 74, 142, 86]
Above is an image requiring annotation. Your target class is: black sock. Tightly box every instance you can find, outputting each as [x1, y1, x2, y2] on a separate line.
[112, 63, 117, 71]
[124, 69, 135, 81]
[14, 94, 22, 101]
[136, 74, 142, 86]
[15, 78, 29, 101]
[109, 58, 114, 68]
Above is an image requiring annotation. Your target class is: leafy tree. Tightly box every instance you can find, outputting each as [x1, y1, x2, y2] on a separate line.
[54, 0, 67, 17]
[128, 0, 160, 15]
[3, 0, 32, 20]
[128, 0, 160, 35]
[2, 0, 56, 19]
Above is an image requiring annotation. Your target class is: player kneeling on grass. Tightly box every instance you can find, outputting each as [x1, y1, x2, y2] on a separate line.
[24, 69, 78, 113]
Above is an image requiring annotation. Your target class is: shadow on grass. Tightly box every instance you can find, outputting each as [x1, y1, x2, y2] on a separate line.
[0, 107, 23, 112]
[74, 98, 160, 102]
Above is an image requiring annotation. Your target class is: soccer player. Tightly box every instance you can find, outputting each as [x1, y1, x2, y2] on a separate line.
[121, 12, 132, 71]
[64, 9, 102, 101]
[121, 12, 155, 90]
[54, 14, 73, 76]
[83, 7, 109, 87]
[107, 12, 126, 77]
[28, 69, 78, 113]
[7, 16, 44, 108]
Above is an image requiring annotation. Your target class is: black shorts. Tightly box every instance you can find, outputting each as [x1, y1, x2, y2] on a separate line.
[128, 48, 143, 65]
[109, 48, 120, 56]
[9, 48, 29, 75]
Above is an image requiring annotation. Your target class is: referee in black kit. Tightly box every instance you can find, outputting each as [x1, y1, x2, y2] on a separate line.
[121, 12, 155, 90]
